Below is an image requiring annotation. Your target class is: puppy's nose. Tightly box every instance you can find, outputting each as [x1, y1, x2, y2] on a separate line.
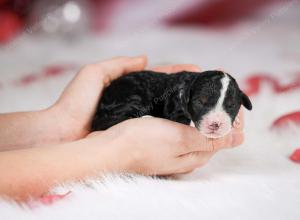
[209, 122, 220, 130]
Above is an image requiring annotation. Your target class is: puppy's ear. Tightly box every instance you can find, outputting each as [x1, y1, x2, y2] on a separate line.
[240, 91, 252, 110]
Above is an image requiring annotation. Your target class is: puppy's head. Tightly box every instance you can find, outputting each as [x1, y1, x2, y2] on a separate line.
[179, 71, 252, 139]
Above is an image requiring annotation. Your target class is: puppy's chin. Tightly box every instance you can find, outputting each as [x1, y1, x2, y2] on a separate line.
[199, 128, 231, 139]
[195, 111, 232, 139]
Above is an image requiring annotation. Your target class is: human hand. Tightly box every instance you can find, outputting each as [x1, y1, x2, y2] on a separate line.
[87, 114, 242, 176]
[49, 56, 148, 142]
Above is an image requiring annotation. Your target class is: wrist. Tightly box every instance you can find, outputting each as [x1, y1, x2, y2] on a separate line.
[86, 133, 134, 174]
[43, 106, 82, 144]
[107, 134, 140, 174]
[43, 104, 88, 143]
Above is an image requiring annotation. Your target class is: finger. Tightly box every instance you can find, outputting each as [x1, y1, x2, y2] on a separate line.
[233, 107, 244, 132]
[89, 55, 147, 86]
[230, 107, 245, 147]
[150, 64, 200, 73]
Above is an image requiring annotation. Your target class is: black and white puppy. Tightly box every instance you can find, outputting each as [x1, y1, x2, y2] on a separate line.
[92, 70, 252, 138]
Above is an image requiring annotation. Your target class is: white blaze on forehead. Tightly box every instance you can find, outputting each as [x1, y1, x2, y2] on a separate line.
[197, 73, 232, 138]
[214, 73, 230, 111]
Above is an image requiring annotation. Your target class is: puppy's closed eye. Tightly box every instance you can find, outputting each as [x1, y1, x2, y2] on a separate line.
[199, 95, 208, 104]
[226, 99, 236, 108]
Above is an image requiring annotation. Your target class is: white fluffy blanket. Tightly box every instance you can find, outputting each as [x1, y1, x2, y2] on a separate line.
[0, 24, 300, 219]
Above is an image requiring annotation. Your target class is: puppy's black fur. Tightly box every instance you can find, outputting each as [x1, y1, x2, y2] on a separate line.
[91, 70, 252, 131]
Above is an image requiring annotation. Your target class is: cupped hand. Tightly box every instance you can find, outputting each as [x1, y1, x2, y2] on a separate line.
[88, 116, 239, 176]
[88, 116, 244, 176]
[51, 56, 147, 141]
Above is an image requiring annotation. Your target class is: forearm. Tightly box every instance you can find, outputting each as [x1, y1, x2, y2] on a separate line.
[0, 136, 127, 201]
[0, 107, 74, 151]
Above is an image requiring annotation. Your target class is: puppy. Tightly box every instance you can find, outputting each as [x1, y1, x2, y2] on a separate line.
[92, 70, 252, 138]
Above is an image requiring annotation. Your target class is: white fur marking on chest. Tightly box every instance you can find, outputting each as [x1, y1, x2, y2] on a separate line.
[141, 115, 153, 118]
[215, 73, 230, 111]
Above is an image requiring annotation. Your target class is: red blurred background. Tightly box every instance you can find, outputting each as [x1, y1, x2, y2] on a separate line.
[0, 0, 297, 44]
[0, 0, 299, 113]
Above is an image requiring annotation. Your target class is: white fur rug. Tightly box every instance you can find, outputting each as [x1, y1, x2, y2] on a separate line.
[1, 24, 300, 219]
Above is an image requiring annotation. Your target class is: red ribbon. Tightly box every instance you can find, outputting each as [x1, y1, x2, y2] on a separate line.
[290, 149, 300, 164]
[13, 64, 74, 86]
[244, 74, 300, 96]
[242, 74, 300, 164]
[271, 112, 300, 128]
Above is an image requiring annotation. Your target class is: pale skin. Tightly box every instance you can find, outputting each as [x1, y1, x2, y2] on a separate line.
[0, 56, 244, 201]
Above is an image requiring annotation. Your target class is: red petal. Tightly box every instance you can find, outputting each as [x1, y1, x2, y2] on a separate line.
[272, 112, 300, 128]
[39, 191, 71, 205]
[289, 149, 300, 163]
[43, 65, 67, 77]
[18, 74, 39, 86]
[244, 74, 278, 96]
